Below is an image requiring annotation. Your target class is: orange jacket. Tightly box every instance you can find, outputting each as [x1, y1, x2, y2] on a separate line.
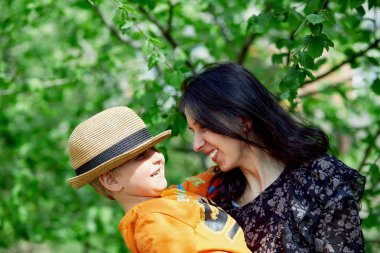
[173, 166, 221, 198]
[118, 188, 250, 253]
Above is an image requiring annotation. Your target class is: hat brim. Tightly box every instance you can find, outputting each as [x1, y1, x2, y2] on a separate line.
[67, 130, 171, 189]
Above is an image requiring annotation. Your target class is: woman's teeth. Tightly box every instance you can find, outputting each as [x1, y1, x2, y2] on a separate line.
[210, 149, 218, 159]
[150, 169, 160, 177]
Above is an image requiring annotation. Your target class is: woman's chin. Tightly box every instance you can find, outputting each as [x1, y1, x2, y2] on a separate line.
[218, 164, 233, 172]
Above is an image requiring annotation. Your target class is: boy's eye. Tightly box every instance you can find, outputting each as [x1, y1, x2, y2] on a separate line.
[134, 148, 157, 161]
[134, 151, 147, 160]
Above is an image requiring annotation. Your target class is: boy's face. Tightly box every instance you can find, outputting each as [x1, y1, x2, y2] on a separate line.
[112, 148, 167, 197]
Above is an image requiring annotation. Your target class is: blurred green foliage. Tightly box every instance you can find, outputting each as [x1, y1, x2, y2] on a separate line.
[1, 0, 379, 252]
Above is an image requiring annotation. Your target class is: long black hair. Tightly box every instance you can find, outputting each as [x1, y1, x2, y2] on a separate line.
[178, 62, 329, 209]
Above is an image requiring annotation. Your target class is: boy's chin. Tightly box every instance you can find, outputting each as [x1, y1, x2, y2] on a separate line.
[160, 180, 168, 190]
[153, 180, 168, 194]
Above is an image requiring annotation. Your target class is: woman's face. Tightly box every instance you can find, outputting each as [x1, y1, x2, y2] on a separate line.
[186, 113, 247, 172]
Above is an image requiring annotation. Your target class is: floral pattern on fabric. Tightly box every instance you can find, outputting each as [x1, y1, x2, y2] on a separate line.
[226, 154, 365, 253]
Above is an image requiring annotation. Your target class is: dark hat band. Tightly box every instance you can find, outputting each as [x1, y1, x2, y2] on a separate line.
[75, 128, 152, 176]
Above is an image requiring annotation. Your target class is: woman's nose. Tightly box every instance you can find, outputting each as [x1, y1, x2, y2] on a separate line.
[193, 133, 205, 152]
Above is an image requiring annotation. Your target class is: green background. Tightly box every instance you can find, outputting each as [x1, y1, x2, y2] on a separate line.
[1, 0, 379, 252]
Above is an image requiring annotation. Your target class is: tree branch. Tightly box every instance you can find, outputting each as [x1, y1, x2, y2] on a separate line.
[0, 78, 71, 96]
[91, 4, 135, 46]
[323, 0, 329, 9]
[237, 4, 275, 65]
[137, 5, 195, 72]
[237, 33, 257, 64]
[91, 3, 166, 74]
[302, 38, 380, 86]
[367, 239, 380, 245]
[167, 1, 175, 33]
[369, 152, 380, 192]
[298, 79, 350, 98]
[137, 6, 176, 47]
[358, 125, 380, 172]
[208, 4, 233, 44]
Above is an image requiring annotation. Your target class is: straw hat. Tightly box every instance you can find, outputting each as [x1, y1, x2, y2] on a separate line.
[67, 106, 171, 189]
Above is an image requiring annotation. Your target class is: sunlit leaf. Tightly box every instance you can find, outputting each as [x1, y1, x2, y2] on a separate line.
[121, 20, 134, 31]
[306, 14, 325, 25]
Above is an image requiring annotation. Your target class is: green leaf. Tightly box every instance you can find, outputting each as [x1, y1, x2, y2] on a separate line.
[368, 0, 376, 9]
[120, 4, 137, 14]
[168, 110, 187, 136]
[246, 15, 260, 34]
[142, 40, 154, 56]
[284, 66, 299, 82]
[307, 36, 325, 58]
[112, 8, 127, 27]
[350, 0, 365, 9]
[121, 20, 134, 31]
[344, 49, 355, 57]
[356, 6, 365, 16]
[299, 52, 315, 68]
[371, 78, 380, 95]
[148, 53, 158, 70]
[272, 53, 287, 64]
[139, 90, 157, 108]
[303, 68, 316, 80]
[279, 89, 290, 99]
[293, 20, 306, 37]
[370, 164, 380, 185]
[303, 35, 313, 45]
[288, 10, 304, 29]
[304, 0, 322, 14]
[321, 35, 334, 51]
[306, 14, 325, 25]
[257, 13, 272, 31]
[166, 71, 184, 88]
[291, 53, 299, 65]
[309, 23, 322, 35]
[275, 38, 287, 49]
[148, 37, 164, 47]
[319, 9, 335, 24]
[297, 70, 307, 83]
[367, 57, 379, 66]
[350, 60, 359, 68]
[323, 34, 334, 50]
[315, 58, 327, 67]
[362, 212, 380, 228]
[246, 13, 271, 34]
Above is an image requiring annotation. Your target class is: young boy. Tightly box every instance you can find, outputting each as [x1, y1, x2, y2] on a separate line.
[67, 106, 250, 253]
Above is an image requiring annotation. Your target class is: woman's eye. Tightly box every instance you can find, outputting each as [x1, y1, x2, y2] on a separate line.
[199, 125, 207, 131]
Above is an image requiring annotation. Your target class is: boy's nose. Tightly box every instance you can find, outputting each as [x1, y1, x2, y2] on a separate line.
[193, 133, 205, 152]
[152, 151, 164, 164]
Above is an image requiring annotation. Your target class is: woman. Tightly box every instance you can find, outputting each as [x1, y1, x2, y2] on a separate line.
[178, 62, 365, 252]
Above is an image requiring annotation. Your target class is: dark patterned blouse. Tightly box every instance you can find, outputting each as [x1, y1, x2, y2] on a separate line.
[225, 154, 366, 252]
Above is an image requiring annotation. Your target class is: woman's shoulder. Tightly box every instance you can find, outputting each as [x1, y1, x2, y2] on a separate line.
[290, 154, 365, 203]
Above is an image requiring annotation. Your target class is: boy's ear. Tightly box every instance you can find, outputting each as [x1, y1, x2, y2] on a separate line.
[98, 172, 123, 192]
